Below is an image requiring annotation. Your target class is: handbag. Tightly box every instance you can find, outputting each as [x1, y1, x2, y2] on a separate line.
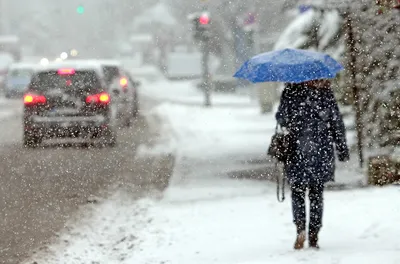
[267, 123, 293, 163]
[268, 123, 293, 203]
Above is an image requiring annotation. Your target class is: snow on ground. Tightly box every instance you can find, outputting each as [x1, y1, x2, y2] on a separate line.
[0, 111, 14, 119]
[24, 191, 159, 264]
[126, 186, 400, 264]
[140, 79, 255, 107]
[142, 80, 365, 192]
[0, 98, 22, 119]
[26, 186, 400, 263]
[24, 80, 380, 264]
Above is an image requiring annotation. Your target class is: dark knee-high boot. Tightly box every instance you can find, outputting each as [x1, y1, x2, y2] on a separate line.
[291, 185, 306, 250]
[308, 184, 324, 249]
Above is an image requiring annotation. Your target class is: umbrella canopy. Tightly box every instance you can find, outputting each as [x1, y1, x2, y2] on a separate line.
[233, 48, 344, 83]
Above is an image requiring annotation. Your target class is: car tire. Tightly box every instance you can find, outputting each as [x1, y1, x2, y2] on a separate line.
[125, 117, 132, 128]
[132, 96, 139, 118]
[124, 112, 133, 128]
[101, 129, 117, 147]
[108, 136, 117, 147]
[23, 134, 41, 148]
[105, 134, 117, 147]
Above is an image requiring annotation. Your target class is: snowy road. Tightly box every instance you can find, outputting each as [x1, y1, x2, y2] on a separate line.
[0, 96, 175, 264]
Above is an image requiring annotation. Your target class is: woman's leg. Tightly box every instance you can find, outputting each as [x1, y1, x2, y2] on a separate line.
[291, 183, 307, 249]
[308, 184, 324, 248]
[291, 184, 307, 231]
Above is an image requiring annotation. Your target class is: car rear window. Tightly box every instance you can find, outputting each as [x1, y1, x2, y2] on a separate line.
[102, 66, 119, 85]
[29, 70, 101, 94]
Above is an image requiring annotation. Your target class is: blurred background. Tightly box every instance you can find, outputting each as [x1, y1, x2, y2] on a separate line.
[0, 0, 291, 76]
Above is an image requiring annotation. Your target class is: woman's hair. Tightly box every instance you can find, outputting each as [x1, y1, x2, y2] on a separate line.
[284, 80, 332, 92]
[304, 79, 331, 89]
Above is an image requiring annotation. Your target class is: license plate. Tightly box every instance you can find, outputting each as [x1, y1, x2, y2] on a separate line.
[50, 108, 79, 115]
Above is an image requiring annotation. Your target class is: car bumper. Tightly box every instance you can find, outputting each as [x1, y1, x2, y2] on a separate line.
[24, 115, 108, 137]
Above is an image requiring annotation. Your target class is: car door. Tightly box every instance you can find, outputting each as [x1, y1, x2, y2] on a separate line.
[126, 73, 139, 112]
[109, 79, 125, 124]
[120, 72, 135, 115]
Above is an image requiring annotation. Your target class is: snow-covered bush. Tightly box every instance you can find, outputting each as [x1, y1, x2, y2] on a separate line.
[274, 7, 344, 59]
[348, 2, 400, 147]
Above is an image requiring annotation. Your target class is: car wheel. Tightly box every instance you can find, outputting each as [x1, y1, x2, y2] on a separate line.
[101, 128, 117, 147]
[23, 134, 41, 148]
[124, 113, 132, 128]
[125, 118, 132, 128]
[132, 96, 139, 118]
[108, 136, 117, 147]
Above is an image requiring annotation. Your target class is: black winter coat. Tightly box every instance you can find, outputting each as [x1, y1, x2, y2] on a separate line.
[275, 84, 349, 186]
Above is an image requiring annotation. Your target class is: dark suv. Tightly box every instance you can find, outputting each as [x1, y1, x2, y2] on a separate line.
[23, 63, 117, 147]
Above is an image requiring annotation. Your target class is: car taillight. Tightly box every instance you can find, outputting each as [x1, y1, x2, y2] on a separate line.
[120, 77, 128, 87]
[58, 68, 75, 75]
[86, 92, 110, 104]
[24, 94, 46, 105]
[120, 77, 128, 92]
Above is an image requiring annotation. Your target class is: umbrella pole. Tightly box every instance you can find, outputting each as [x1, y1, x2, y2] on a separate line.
[345, 11, 364, 168]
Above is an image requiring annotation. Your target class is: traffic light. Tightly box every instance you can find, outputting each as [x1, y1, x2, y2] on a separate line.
[191, 12, 211, 41]
[76, 5, 85, 14]
[199, 13, 210, 25]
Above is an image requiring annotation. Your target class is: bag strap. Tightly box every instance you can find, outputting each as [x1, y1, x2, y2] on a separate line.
[275, 161, 285, 202]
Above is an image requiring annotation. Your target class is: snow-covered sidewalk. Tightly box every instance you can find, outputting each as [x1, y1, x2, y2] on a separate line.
[129, 186, 400, 264]
[141, 79, 364, 189]
[154, 102, 364, 191]
[26, 185, 400, 263]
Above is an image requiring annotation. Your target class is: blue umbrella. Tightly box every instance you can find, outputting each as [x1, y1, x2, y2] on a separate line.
[233, 48, 344, 83]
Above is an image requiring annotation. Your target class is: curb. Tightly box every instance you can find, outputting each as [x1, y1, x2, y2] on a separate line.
[227, 165, 368, 192]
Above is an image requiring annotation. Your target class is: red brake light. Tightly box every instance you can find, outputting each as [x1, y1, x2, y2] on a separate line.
[24, 94, 46, 105]
[86, 94, 98, 104]
[199, 14, 210, 25]
[86, 92, 110, 104]
[57, 68, 75, 75]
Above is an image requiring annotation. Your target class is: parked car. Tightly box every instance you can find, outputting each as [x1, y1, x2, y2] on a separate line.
[23, 61, 132, 148]
[4, 62, 38, 98]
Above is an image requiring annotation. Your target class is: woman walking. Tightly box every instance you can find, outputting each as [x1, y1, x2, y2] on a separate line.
[275, 79, 349, 250]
